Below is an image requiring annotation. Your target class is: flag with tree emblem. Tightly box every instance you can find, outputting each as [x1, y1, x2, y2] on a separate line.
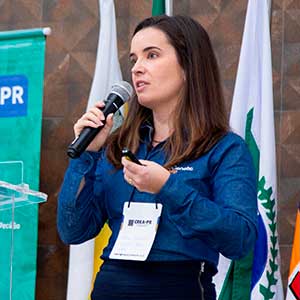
[214, 0, 284, 299]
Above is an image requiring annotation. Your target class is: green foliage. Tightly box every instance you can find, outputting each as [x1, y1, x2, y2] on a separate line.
[258, 176, 279, 300]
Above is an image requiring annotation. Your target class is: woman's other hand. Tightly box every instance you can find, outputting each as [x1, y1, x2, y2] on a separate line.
[121, 157, 170, 194]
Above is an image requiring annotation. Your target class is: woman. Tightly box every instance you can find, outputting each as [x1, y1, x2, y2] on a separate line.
[57, 15, 257, 300]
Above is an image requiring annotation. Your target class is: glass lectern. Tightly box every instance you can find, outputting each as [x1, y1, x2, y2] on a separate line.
[0, 161, 47, 300]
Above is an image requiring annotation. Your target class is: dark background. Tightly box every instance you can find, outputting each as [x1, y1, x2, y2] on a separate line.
[0, 0, 299, 299]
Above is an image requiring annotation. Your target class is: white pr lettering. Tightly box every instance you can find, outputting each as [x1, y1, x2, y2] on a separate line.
[0, 86, 11, 105]
[12, 86, 24, 104]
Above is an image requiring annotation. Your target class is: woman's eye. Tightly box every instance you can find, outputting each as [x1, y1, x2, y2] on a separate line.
[130, 58, 136, 65]
[148, 52, 158, 59]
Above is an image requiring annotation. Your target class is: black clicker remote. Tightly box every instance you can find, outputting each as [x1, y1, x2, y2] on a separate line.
[121, 148, 143, 165]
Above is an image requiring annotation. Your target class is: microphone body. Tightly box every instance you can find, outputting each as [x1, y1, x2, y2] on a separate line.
[67, 81, 132, 158]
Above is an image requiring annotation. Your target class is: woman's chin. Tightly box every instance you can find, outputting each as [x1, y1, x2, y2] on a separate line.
[137, 97, 155, 109]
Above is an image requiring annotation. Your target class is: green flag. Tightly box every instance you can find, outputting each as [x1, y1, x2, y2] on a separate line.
[0, 28, 47, 300]
[152, 0, 165, 15]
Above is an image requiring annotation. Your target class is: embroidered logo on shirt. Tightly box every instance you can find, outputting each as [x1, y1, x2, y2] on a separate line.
[169, 166, 194, 174]
[175, 166, 194, 171]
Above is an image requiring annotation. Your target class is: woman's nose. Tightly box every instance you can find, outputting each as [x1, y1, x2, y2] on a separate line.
[131, 60, 145, 75]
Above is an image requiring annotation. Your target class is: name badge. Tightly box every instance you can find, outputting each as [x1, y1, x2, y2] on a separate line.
[109, 202, 162, 261]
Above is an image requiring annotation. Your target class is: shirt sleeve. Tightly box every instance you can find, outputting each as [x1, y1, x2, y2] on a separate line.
[57, 151, 108, 244]
[156, 135, 258, 260]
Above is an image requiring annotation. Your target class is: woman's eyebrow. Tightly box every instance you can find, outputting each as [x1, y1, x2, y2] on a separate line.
[129, 46, 162, 58]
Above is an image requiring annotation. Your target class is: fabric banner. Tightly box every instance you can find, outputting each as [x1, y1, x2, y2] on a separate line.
[286, 205, 300, 300]
[0, 29, 47, 300]
[214, 0, 284, 299]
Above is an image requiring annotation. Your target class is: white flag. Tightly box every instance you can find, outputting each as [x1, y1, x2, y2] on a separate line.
[66, 1, 122, 299]
[214, 0, 284, 299]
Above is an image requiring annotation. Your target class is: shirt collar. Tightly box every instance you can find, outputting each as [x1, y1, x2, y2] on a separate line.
[140, 117, 154, 144]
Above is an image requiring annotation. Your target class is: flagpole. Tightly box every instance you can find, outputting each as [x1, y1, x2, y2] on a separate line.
[165, 0, 173, 16]
[267, 0, 272, 20]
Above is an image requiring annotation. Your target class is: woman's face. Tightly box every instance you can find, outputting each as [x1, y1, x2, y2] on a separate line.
[130, 27, 185, 112]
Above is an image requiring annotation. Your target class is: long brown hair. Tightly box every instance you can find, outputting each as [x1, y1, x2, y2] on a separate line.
[106, 15, 228, 169]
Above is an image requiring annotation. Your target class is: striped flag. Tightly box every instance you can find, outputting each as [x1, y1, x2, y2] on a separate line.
[286, 205, 300, 300]
[214, 0, 284, 299]
[66, 1, 121, 299]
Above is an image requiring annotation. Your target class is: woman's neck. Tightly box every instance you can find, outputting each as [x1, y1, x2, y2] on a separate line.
[152, 111, 173, 142]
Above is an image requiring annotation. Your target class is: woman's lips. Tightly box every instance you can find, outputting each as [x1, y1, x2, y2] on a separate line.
[135, 81, 149, 92]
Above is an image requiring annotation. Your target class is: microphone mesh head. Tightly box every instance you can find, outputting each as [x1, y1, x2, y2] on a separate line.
[111, 81, 133, 102]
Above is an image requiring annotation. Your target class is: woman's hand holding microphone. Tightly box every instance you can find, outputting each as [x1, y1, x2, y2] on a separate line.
[73, 101, 114, 152]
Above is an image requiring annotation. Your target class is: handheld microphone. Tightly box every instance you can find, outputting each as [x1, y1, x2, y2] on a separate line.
[67, 81, 133, 158]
